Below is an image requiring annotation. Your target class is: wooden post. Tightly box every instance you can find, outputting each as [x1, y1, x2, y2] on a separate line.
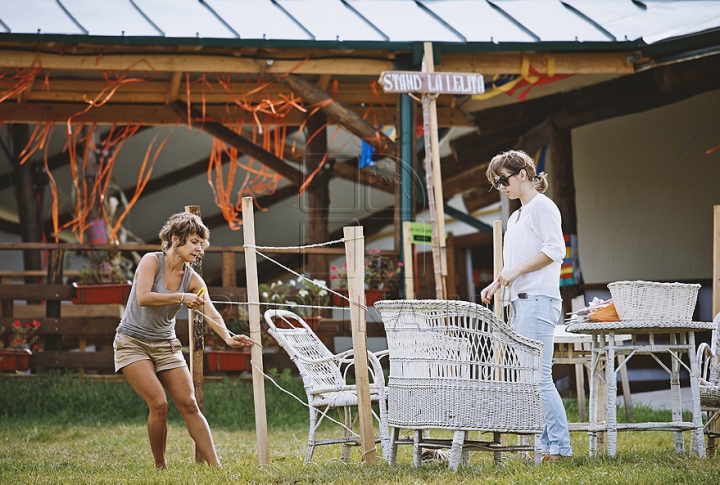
[402, 221, 414, 300]
[344, 226, 376, 464]
[242, 197, 269, 466]
[714, 205, 720, 318]
[43, 248, 64, 353]
[446, 233, 457, 299]
[305, 109, 331, 281]
[221, 251, 236, 287]
[185, 205, 206, 464]
[711, 205, 720, 449]
[493, 220, 504, 320]
[420, 42, 447, 299]
[423, 42, 448, 299]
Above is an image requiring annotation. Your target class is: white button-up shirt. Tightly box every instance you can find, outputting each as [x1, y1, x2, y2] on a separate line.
[502, 193, 565, 303]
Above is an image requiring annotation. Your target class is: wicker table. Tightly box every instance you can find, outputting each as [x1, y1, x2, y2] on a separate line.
[553, 325, 633, 433]
[566, 320, 714, 458]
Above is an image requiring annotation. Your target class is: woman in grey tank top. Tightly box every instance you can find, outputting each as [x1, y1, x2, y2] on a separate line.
[114, 212, 252, 468]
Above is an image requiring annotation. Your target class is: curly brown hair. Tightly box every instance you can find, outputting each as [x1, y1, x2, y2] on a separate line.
[158, 212, 210, 252]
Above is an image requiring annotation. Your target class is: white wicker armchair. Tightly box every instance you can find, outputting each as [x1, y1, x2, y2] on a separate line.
[697, 313, 720, 456]
[375, 299, 544, 470]
[263, 309, 390, 463]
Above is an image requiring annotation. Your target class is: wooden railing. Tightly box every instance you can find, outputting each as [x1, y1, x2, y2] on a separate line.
[0, 242, 391, 374]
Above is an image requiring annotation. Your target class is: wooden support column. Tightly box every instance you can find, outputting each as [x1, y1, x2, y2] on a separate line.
[172, 101, 311, 190]
[44, 249, 64, 353]
[278, 75, 397, 154]
[305, 110, 331, 281]
[185, 205, 206, 464]
[548, 125, 580, 314]
[11, 124, 43, 293]
[344, 225, 376, 464]
[221, 251, 237, 287]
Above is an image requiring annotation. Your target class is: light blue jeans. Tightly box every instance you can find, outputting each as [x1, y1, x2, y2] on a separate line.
[511, 295, 572, 457]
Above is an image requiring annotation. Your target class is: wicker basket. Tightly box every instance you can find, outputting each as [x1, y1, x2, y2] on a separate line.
[607, 280, 700, 322]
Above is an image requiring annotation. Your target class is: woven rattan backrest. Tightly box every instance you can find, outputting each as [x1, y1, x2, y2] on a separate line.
[264, 310, 343, 391]
[376, 299, 542, 385]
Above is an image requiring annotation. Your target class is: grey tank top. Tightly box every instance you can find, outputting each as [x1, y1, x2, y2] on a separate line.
[116, 252, 193, 341]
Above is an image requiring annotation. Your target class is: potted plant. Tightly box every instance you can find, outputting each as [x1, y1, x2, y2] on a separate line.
[0, 319, 41, 372]
[259, 276, 330, 331]
[329, 249, 403, 306]
[72, 247, 132, 304]
[205, 303, 253, 371]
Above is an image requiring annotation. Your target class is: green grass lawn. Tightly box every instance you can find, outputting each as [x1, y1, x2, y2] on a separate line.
[1, 374, 720, 484]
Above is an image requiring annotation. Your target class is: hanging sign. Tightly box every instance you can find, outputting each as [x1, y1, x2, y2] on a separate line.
[378, 71, 485, 95]
[409, 222, 434, 244]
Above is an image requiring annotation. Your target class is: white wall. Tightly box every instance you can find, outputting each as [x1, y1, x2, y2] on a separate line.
[573, 89, 720, 283]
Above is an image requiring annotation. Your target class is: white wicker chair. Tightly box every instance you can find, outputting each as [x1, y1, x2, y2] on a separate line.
[375, 299, 544, 470]
[697, 313, 720, 456]
[263, 309, 390, 463]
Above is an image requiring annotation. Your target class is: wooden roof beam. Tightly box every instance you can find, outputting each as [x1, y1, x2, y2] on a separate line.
[170, 101, 315, 191]
[0, 102, 470, 126]
[0, 49, 635, 75]
[278, 74, 397, 154]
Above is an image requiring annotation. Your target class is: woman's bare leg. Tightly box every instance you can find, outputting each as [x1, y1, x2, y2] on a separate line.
[158, 366, 221, 466]
[122, 360, 169, 468]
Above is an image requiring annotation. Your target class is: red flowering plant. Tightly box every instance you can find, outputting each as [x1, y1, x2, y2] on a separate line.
[330, 249, 404, 293]
[1, 319, 41, 351]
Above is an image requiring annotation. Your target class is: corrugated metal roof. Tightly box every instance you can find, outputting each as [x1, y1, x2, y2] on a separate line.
[0, 0, 719, 50]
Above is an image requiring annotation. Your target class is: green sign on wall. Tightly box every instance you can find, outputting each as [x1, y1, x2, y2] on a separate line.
[409, 222, 433, 244]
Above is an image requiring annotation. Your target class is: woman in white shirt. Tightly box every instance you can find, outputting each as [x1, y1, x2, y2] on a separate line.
[480, 150, 572, 461]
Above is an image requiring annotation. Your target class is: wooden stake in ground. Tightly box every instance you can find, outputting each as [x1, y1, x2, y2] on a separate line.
[493, 220, 504, 320]
[343, 226, 376, 464]
[185, 205, 206, 464]
[402, 221, 415, 300]
[242, 197, 269, 466]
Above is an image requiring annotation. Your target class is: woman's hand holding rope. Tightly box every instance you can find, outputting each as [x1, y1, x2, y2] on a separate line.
[226, 334, 253, 349]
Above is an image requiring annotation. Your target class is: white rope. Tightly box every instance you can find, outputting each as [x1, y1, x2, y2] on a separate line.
[254, 249, 367, 311]
[195, 301, 382, 461]
[244, 235, 363, 252]
[204, 299, 353, 312]
[248, 361, 361, 439]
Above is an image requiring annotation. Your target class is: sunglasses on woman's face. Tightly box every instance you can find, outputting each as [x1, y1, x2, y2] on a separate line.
[492, 171, 520, 190]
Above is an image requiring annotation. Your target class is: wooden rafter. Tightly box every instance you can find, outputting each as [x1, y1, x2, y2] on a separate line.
[170, 101, 314, 191]
[0, 49, 635, 75]
[278, 74, 398, 154]
[0, 101, 469, 126]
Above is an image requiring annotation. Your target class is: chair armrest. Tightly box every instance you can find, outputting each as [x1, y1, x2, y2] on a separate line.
[290, 349, 354, 365]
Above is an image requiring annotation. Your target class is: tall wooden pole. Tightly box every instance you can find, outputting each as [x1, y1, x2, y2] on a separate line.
[344, 226, 376, 464]
[493, 220, 504, 320]
[423, 42, 447, 299]
[242, 197, 269, 466]
[185, 205, 206, 464]
[402, 221, 415, 300]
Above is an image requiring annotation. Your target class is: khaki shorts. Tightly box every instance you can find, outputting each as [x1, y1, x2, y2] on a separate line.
[113, 332, 187, 374]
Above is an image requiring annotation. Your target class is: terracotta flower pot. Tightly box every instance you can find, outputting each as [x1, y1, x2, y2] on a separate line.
[332, 289, 385, 307]
[205, 349, 251, 372]
[0, 349, 32, 372]
[71, 282, 132, 305]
